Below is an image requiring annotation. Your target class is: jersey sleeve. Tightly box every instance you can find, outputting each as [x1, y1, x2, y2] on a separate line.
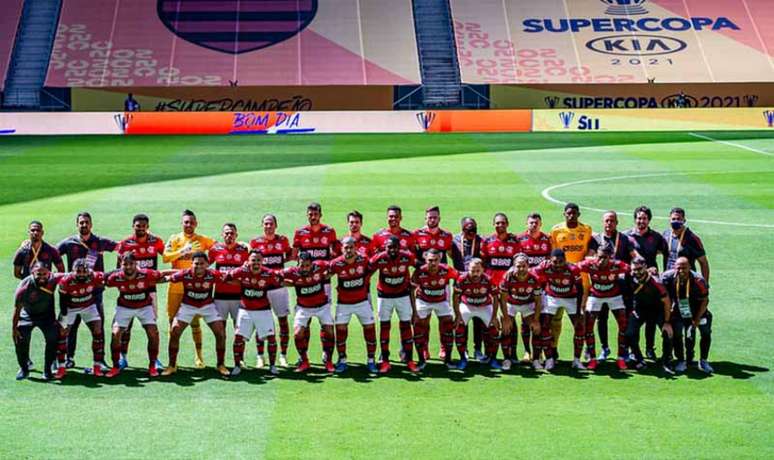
[588, 236, 600, 252]
[169, 270, 185, 283]
[690, 233, 706, 258]
[447, 267, 460, 282]
[14, 279, 29, 303]
[101, 237, 118, 252]
[12, 248, 25, 267]
[105, 272, 119, 287]
[694, 275, 709, 297]
[154, 238, 166, 254]
[292, 230, 302, 249]
[576, 259, 590, 273]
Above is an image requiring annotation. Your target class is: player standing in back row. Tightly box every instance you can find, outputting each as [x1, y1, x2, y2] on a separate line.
[516, 213, 552, 363]
[412, 206, 453, 361]
[250, 214, 293, 368]
[549, 204, 593, 361]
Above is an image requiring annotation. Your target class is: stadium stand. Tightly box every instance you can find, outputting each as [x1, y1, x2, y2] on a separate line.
[412, 0, 462, 106]
[45, 0, 421, 87]
[0, 1, 26, 95]
[451, 0, 774, 84]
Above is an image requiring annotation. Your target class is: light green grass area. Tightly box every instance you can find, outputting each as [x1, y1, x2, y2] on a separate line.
[0, 132, 772, 459]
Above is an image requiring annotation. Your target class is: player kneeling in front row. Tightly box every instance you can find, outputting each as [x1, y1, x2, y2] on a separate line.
[163, 252, 229, 376]
[625, 257, 674, 373]
[578, 245, 630, 371]
[283, 252, 336, 373]
[411, 249, 459, 371]
[533, 249, 585, 371]
[57, 259, 109, 376]
[499, 254, 545, 371]
[370, 236, 419, 373]
[105, 253, 174, 378]
[330, 237, 378, 374]
[227, 250, 284, 377]
[661, 257, 713, 374]
[452, 258, 502, 370]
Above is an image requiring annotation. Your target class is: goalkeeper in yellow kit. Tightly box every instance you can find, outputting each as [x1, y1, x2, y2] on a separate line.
[163, 209, 214, 368]
[549, 203, 593, 358]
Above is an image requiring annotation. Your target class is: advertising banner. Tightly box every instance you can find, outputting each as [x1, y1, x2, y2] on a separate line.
[419, 110, 532, 133]
[70, 86, 394, 111]
[0, 112, 124, 135]
[533, 107, 774, 131]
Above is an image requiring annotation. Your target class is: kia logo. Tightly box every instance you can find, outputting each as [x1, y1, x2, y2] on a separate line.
[586, 34, 687, 56]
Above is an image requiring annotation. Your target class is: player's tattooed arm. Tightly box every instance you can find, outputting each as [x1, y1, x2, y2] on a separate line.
[452, 290, 463, 327]
[499, 291, 512, 335]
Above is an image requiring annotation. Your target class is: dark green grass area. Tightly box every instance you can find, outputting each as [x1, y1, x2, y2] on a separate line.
[3, 131, 773, 206]
[0, 131, 772, 459]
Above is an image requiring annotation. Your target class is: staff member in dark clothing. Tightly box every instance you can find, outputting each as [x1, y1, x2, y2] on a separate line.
[663, 207, 709, 281]
[57, 212, 116, 368]
[624, 257, 673, 373]
[625, 206, 668, 360]
[451, 217, 487, 360]
[661, 257, 713, 374]
[12, 263, 63, 380]
[13, 221, 65, 280]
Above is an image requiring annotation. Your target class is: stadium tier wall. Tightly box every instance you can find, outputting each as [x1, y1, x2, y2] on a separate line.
[1, 107, 772, 135]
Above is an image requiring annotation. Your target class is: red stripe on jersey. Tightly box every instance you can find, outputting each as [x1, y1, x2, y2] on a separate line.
[170, 268, 222, 307]
[107, 269, 162, 308]
[533, 261, 581, 298]
[481, 233, 521, 271]
[293, 225, 337, 262]
[283, 261, 330, 308]
[499, 271, 542, 305]
[517, 231, 552, 267]
[116, 234, 165, 270]
[412, 263, 458, 303]
[455, 273, 497, 306]
[208, 242, 250, 298]
[369, 250, 415, 298]
[249, 235, 291, 269]
[330, 255, 373, 305]
[577, 259, 629, 298]
[227, 266, 283, 310]
[371, 228, 416, 254]
[58, 272, 105, 309]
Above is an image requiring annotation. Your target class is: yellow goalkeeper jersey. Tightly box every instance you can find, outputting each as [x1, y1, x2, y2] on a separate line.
[550, 222, 593, 264]
[163, 232, 215, 294]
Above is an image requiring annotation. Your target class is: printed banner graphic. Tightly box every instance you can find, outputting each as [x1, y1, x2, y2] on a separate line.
[46, 0, 420, 87]
[451, 0, 774, 84]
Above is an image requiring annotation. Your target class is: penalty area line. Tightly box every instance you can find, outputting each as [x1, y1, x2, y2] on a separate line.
[541, 171, 774, 229]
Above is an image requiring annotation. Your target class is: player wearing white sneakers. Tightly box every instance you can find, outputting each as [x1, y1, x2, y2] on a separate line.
[533, 249, 585, 371]
[329, 237, 378, 374]
[452, 259, 501, 371]
[162, 252, 229, 377]
[226, 250, 284, 377]
[499, 254, 544, 371]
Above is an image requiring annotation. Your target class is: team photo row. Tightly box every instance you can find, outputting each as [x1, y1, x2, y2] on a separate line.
[12, 202, 712, 382]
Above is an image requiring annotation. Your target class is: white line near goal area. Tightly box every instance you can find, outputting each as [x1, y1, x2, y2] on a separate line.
[541, 171, 774, 229]
[689, 132, 774, 157]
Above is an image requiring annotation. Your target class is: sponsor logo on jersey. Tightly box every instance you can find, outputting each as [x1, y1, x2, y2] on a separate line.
[593, 282, 615, 291]
[465, 296, 489, 305]
[384, 276, 405, 285]
[244, 288, 265, 298]
[124, 293, 147, 301]
[342, 278, 364, 289]
[71, 295, 93, 303]
[423, 288, 445, 297]
[300, 284, 322, 295]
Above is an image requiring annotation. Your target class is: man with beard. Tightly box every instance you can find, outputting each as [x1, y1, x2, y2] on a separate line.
[163, 209, 215, 368]
[499, 254, 544, 370]
[208, 223, 250, 328]
[14, 220, 64, 280]
[57, 212, 116, 369]
[369, 236, 418, 373]
[114, 213, 165, 370]
[371, 205, 416, 255]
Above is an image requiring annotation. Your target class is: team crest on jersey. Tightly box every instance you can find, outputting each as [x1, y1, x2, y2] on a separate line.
[399, 266, 406, 273]
[438, 240, 445, 248]
[506, 247, 514, 254]
[562, 279, 570, 285]
[391, 267, 398, 273]
[129, 284, 136, 290]
[431, 280, 437, 286]
[203, 282, 210, 289]
[313, 274, 320, 281]
[275, 243, 282, 250]
[357, 266, 364, 274]
[321, 237, 328, 245]
[349, 268, 356, 275]
[235, 254, 242, 262]
[138, 247, 146, 253]
[258, 280, 265, 287]
[499, 246, 505, 253]
[79, 288, 85, 294]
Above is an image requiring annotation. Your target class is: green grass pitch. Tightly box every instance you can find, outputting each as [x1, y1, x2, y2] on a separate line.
[0, 131, 772, 459]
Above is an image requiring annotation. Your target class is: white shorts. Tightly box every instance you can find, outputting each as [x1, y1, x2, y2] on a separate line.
[507, 302, 535, 318]
[544, 296, 578, 316]
[335, 300, 375, 326]
[586, 295, 626, 312]
[377, 296, 413, 322]
[460, 303, 493, 325]
[175, 303, 223, 324]
[113, 305, 157, 328]
[235, 309, 275, 340]
[416, 299, 453, 319]
[61, 304, 101, 326]
[294, 303, 334, 328]
[267, 287, 290, 317]
[214, 299, 240, 324]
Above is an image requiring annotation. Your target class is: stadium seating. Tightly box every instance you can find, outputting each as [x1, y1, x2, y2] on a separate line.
[0, 0, 24, 91]
[451, 0, 774, 84]
[44, 0, 421, 87]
